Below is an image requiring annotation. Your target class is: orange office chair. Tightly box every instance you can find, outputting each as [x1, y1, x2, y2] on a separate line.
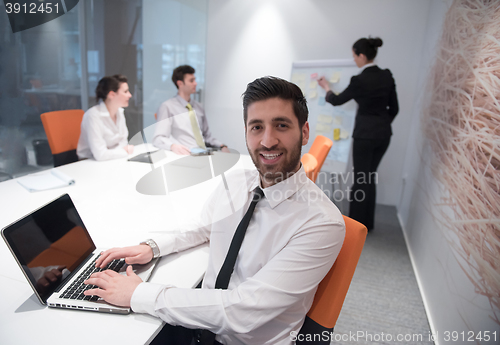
[301, 153, 318, 181]
[306, 135, 333, 183]
[40, 109, 84, 167]
[297, 215, 367, 344]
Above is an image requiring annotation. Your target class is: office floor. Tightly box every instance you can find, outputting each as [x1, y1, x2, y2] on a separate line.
[333, 205, 434, 345]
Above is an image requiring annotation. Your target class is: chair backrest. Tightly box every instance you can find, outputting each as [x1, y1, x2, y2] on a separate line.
[308, 215, 367, 328]
[307, 135, 333, 183]
[40, 109, 84, 166]
[301, 153, 318, 181]
[297, 216, 367, 344]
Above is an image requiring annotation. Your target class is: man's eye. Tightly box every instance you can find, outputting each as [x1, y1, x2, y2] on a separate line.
[252, 126, 262, 130]
[277, 123, 288, 128]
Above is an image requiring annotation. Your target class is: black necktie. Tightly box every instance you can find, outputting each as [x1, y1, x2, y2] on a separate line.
[199, 187, 264, 344]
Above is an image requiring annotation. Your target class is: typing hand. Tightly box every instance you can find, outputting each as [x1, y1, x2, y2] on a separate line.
[35, 265, 66, 295]
[317, 77, 331, 92]
[171, 144, 191, 155]
[84, 266, 142, 307]
[96, 245, 153, 269]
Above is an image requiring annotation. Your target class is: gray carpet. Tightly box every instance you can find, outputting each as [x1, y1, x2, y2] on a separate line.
[332, 205, 433, 344]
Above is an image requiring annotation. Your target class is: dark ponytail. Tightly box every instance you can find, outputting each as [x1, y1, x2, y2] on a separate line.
[352, 37, 383, 61]
[95, 74, 128, 103]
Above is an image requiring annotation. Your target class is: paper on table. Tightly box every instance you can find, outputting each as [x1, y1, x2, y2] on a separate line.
[17, 169, 75, 192]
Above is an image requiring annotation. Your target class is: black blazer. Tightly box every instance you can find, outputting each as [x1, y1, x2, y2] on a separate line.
[325, 66, 398, 139]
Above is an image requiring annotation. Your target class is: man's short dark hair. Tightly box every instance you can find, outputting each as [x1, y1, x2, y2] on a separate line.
[242, 76, 308, 127]
[172, 65, 195, 89]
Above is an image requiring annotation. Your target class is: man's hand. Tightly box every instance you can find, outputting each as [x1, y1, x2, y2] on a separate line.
[123, 145, 134, 154]
[84, 266, 142, 307]
[221, 146, 230, 153]
[171, 144, 191, 155]
[95, 245, 153, 269]
[317, 77, 331, 92]
[35, 265, 66, 295]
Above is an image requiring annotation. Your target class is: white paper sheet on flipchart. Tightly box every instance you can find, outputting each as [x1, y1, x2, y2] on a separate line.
[290, 59, 359, 174]
[17, 169, 75, 192]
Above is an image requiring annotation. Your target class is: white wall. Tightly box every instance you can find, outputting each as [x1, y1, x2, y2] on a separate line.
[205, 0, 432, 206]
[399, 0, 500, 343]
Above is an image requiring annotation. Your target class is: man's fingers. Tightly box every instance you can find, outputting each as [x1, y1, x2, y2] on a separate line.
[125, 265, 137, 277]
[39, 277, 49, 287]
[45, 270, 59, 282]
[102, 269, 120, 277]
[96, 249, 122, 268]
[84, 288, 103, 298]
[125, 253, 145, 265]
[85, 276, 109, 289]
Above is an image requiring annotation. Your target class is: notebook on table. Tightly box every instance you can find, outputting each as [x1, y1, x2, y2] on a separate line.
[1, 193, 158, 314]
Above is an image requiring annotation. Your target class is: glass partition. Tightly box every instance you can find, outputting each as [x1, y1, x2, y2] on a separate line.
[142, 0, 207, 129]
[0, 2, 81, 178]
[0, 0, 207, 180]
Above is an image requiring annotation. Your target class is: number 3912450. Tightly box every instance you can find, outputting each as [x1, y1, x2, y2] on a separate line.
[5, 2, 60, 14]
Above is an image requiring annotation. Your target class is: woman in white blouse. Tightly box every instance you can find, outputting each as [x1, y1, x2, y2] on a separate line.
[77, 75, 134, 161]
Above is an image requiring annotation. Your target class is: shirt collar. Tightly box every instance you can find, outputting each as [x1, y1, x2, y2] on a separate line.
[176, 94, 191, 107]
[360, 62, 377, 72]
[96, 100, 124, 118]
[96, 100, 109, 116]
[248, 165, 308, 209]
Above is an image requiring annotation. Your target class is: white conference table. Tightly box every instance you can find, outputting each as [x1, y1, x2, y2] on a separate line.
[0, 145, 255, 345]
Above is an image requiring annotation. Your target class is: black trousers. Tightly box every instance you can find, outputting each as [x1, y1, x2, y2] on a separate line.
[150, 323, 223, 345]
[349, 138, 391, 230]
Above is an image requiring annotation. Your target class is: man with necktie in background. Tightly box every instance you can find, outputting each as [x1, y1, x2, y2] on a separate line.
[153, 65, 229, 155]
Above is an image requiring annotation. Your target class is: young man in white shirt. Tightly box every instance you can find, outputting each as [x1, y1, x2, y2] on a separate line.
[85, 76, 345, 345]
[153, 65, 229, 155]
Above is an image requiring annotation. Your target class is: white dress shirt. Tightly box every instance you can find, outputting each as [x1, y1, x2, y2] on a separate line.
[77, 101, 129, 161]
[131, 166, 345, 345]
[153, 95, 224, 150]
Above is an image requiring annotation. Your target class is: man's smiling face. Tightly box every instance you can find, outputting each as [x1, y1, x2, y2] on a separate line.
[245, 97, 309, 188]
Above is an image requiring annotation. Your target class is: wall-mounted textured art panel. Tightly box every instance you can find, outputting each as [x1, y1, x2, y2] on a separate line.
[423, 0, 500, 324]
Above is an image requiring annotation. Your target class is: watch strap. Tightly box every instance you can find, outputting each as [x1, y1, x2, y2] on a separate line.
[140, 239, 160, 259]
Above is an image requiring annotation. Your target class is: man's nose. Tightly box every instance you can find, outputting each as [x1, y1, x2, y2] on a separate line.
[260, 128, 278, 148]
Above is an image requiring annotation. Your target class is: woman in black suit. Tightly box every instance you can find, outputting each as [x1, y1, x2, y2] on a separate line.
[318, 37, 398, 231]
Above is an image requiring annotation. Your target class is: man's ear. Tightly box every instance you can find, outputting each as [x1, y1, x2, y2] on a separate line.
[176, 80, 184, 89]
[302, 122, 310, 146]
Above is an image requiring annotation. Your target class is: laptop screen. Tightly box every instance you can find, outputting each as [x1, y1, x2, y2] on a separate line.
[2, 194, 95, 303]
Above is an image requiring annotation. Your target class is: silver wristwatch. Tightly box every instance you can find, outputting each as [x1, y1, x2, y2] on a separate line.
[140, 239, 160, 259]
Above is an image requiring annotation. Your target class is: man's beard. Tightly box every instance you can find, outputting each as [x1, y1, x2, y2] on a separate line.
[247, 133, 302, 187]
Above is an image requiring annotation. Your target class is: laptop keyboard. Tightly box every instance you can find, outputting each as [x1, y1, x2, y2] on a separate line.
[60, 257, 125, 301]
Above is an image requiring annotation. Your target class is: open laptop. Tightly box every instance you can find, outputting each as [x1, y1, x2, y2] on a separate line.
[1, 193, 158, 314]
